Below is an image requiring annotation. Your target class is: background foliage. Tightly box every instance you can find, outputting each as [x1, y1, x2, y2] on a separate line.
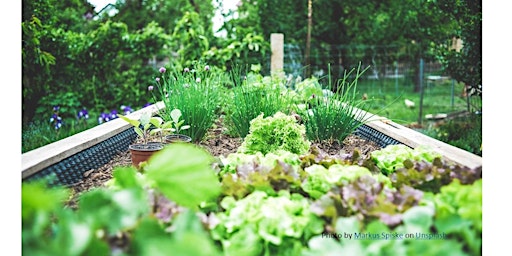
[22, 0, 481, 154]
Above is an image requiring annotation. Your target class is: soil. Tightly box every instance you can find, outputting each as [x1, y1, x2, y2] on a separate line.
[69, 119, 381, 195]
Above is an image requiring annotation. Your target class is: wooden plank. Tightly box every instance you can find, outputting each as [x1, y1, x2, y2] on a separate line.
[360, 109, 482, 171]
[21, 103, 165, 179]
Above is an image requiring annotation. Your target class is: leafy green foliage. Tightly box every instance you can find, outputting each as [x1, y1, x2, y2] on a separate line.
[219, 151, 302, 176]
[301, 164, 391, 199]
[211, 190, 324, 256]
[303, 209, 469, 256]
[294, 77, 324, 102]
[131, 210, 221, 256]
[218, 151, 304, 199]
[171, 11, 211, 68]
[23, 144, 224, 255]
[389, 157, 481, 193]
[303, 65, 375, 143]
[434, 0, 481, 92]
[310, 175, 424, 227]
[370, 144, 442, 175]
[23, 133, 482, 255]
[153, 62, 222, 142]
[426, 114, 482, 156]
[145, 143, 221, 208]
[224, 69, 295, 138]
[203, 32, 270, 71]
[118, 112, 159, 144]
[428, 179, 482, 255]
[239, 112, 311, 155]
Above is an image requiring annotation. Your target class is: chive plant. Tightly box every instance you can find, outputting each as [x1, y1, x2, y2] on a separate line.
[226, 66, 295, 138]
[304, 64, 375, 143]
[153, 63, 222, 142]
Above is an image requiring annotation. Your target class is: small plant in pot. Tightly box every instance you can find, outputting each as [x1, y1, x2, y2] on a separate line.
[118, 112, 164, 168]
[162, 108, 192, 144]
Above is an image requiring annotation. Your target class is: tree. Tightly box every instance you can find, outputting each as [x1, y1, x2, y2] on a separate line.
[434, 0, 482, 96]
[232, 0, 460, 89]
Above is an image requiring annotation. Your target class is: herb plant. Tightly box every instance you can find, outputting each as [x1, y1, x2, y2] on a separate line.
[149, 108, 191, 142]
[152, 62, 222, 142]
[225, 68, 295, 138]
[118, 111, 158, 144]
[303, 64, 376, 143]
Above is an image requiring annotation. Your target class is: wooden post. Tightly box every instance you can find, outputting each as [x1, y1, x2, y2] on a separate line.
[270, 33, 284, 76]
[305, 0, 312, 78]
[418, 58, 425, 125]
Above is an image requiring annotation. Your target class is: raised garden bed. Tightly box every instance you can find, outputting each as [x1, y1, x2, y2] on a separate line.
[22, 101, 483, 255]
[21, 102, 482, 187]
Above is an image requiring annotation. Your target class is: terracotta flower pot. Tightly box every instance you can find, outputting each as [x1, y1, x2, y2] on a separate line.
[129, 142, 164, 167]
[164, 134, 192, 144]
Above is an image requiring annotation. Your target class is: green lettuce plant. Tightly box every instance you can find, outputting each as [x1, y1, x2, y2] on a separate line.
[211, 190, 324, 256]
[370, 144, 442, 175]
[22, 143, 222, 255]
[238, 112, 311, 155]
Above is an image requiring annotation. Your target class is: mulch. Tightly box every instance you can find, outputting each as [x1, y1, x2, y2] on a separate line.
[68, 120, 381, 195]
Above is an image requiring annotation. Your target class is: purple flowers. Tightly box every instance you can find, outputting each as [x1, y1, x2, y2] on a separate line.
[204, 65, 210, 71]
[159, 67, 166, 73]
[184, 67, 190, 73]
[120, 105, 133, 115]
[50, 113, 63, 130]
[50, 105, 63, 130]
[148, 85, 154, 91]
[98, 109, 119, 124]
[155, 77, 160, 82]
[77, 108, 89, 120]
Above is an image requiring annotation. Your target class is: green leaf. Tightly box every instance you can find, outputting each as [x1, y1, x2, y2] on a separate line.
[132, 212, 221, 256]
[150, 117, 164, 127]
[22, 182, 69, 221]
[134, 127, 144, 138]
[78, 189, 148, 234]
[118, 114, 140, 127]
[401, 205, 435, 233]
[170, 109, 182, 123]
[139, 112, 152, 125]
[145, 143, 221, 208]
[53, 211, 92, 256]
[112, 166, 143, 189]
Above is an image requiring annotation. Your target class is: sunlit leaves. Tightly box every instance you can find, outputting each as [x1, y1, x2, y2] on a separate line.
[145, 143, 221, 208]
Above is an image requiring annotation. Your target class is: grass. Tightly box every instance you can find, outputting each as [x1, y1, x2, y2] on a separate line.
[22, 118, 97, 153]
[352, 77, 471, 125]
[344, 76, 482, 156]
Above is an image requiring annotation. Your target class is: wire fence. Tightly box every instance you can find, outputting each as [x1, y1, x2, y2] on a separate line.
[281, 43, 444, 81]
[276, 43, 481, 114]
